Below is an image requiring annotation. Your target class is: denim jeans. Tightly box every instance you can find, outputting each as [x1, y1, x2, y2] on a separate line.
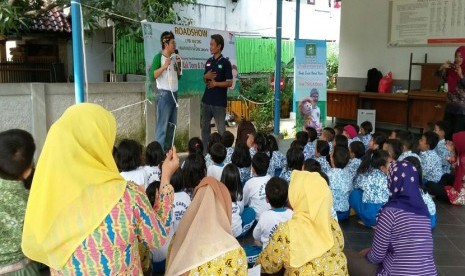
[155, 89, 177, 150]
[201, 103, 226, 152]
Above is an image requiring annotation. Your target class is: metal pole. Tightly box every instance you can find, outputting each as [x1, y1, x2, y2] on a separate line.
[295, 0, 301, 40]
[71, 0, 85, 103]
[274, 0, 283, 135]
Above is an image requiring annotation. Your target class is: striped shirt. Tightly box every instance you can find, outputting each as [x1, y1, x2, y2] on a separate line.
[367, 207, 437, 276]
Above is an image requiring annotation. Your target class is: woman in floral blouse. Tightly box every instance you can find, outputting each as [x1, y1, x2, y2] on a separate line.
[21, 104, 176, 275]
[256, 170, 348, 275]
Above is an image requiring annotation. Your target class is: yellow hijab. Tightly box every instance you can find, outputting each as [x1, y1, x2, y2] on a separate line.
[288, 170, 334, 268]
[22, 103, 126, 270]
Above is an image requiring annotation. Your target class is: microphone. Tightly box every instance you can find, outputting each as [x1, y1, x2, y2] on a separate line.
[172, 50, 182, 75]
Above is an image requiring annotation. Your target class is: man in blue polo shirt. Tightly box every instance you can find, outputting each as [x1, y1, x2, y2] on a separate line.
[202, 34, 233, 152]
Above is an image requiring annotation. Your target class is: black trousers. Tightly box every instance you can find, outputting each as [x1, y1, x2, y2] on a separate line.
[444, 112, 465, 139]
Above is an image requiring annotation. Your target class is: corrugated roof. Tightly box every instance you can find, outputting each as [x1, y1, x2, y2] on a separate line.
[31, 8, 71, 33]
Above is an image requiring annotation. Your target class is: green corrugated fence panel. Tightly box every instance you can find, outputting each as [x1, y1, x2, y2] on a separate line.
[115, 36, 295, 75]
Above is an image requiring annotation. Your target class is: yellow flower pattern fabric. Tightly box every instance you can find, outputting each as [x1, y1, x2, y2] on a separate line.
[257, 220, 348, 275]
[189, 248, 248, 276]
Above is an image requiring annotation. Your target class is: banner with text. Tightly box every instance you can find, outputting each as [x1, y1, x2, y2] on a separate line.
[142, 22, 238, 97]
[293, 39, 327, 133]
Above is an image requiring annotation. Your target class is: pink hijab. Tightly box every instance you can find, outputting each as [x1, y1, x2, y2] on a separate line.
[447, 46, 465, 94]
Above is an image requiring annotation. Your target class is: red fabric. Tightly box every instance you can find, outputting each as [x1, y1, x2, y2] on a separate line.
[452, 131, 465, 191]
[378, 72, 392, 93]
[446, 46, 465, 95]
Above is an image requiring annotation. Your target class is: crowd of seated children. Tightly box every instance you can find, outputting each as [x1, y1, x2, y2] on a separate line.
[280, 146, 304, 183]
[222, 130, 235, 164]
[243, 152, 272, 220]
[206, 142, 227, 181]
[115, 139, 149, 188]
[303, 127, 318, 160]
[345, 141, 365, 181]
[328, 145, 352, 221]
[314, 140, 331, 174]
[358, 121, 373, 150]
[231, 142, 252, 186]
[221, 164, 255, 238]
[143, 141, 164, 183]
[253, 177, 293, 249]
[349, 149, 390, 227]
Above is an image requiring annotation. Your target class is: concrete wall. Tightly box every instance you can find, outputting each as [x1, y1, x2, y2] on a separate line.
[174, 0, 341, 40]
[338, 0, 458, 91]
[0, 83, 200, 159]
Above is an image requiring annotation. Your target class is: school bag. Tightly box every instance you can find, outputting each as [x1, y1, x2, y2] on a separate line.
[365, 68, 383, 92]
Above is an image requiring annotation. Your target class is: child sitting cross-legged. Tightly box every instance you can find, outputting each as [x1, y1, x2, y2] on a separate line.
[328, 145, 352, 221]
[243, 152, 272, 220]
[314, 140, 331, 174]
[419, 131, 443, 184]
[253, 177, 293, 249]
[206, 142, 227, 181]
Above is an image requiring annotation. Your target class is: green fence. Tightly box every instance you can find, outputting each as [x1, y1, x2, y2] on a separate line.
[115, 36, 295, 75]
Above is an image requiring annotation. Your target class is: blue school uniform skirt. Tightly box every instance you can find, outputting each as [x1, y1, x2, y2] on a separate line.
[349, 189, 383, 227]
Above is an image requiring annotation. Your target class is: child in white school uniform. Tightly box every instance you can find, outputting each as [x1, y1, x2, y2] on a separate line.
[206, 142, 227, 181]
[115, 139, 148, 188]
[243, 152, 272, 220]
[143, 141, 164, 185]
[253, 177, 293, 249]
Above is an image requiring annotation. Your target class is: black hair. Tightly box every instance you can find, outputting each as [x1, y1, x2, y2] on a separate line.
[351, 123, 360, 134]
[334, 134, 348, 148]
[306, 127, 318, 142]
[404, 156, 425, 190]
[333, 125, 344, 136]
[422, 131, 439, 150]
[302, 159, 330, 185]
[0, 129, 35, 180]
[360, 121, 373, 134]
[146, 181, 161, 206]
[384, 139, 403, 160]
[231, 142, 251, 168]
[267, 135, 279, 157]
[254, 133, 268, 153]
[145, 141, 164, 166]
[222, 131, 235, 148]
[435, 120, 451, 140]
[349, 141, 365, 159]
[207, 133, 223, 155]
[426, 122, 435, 132]
[332, 145, 350, 169]
[290, 140, 305, 151]
[295, 131, 309, 147]
[323, 127, 335, 141]
[371, 132, 387, 149]
[221, 164, 243, 202]
[265, 177, 288, 208]
[188, 137, 204, 155]
[210, 142, 227, 164]
[182, 153, 206, 193]
[397, 130, 414, 150]
[356, 149, 389, 175]
[160, 31, 175, 49]
[316, 140, 330, 157]
[211, 34, 225, 51]
[286, 146, 304, 171]
[170, 168, 184, 193]
[252, 152, 270, 176]
[115, 139, 143, 172]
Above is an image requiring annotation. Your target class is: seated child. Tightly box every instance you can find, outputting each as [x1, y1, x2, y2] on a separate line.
[0, 129, 41, 275]
[397, 131, 422, 161]
[266, 135, 287, 177]
[368, 132, 387, 151]
[434, 121, 452, 174]
[182, 153, 207, 197]
[349, 149, 390, 227]
[231, 142, 252, 186]
[204, 132, 223, 168]
[303, 127, 318, 160]
[115, 139, 148, 188]
[345, 141, 365, 180]
[206, 142, 227, 181]
[279, 146, 304, 183]
[358, 121, 373, 150]
[222, 131, 235, 164]
[404, 156, 437, 229]
[328, 145, 352, 221]
[243, 152, 272, 220]
[388, 129, 403, 139]
[253, 177, 293, 248]
[383, 139, 403, 161]
[151, 169, 191, 272]
[143, 141, 164, 183]
[334, 134, 349, 148]
[343, 124, 360, 144]
[295, 131, 309, 148]
[419, 131, 443, 183]
[314, 140, 331, 174]
[321, 127, 335, 154]
[221, 164, 256, 238]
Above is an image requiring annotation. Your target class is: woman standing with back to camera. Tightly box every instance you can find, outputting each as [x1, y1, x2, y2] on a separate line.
[439, 46, 465, 136]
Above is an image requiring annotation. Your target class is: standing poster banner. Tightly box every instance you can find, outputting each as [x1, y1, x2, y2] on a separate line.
[293, 39, 327, 134]
[142, 22, 238, 97]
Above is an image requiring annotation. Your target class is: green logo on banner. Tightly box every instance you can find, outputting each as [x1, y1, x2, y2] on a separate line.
[305, 44, 316, 57]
